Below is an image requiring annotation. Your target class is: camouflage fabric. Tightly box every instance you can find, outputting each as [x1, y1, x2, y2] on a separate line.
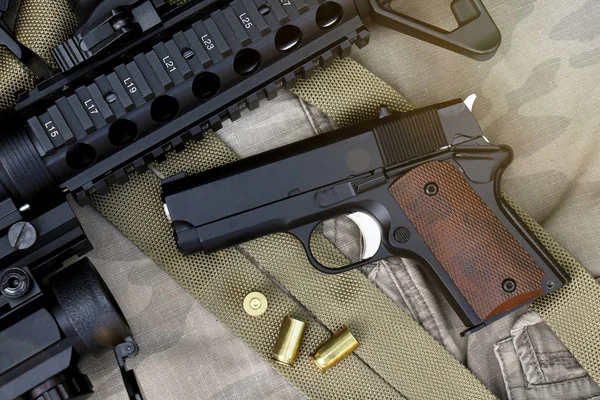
[59, 0, 599, 399]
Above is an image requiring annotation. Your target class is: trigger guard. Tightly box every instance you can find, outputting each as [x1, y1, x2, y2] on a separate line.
[289, 216, 387, 275]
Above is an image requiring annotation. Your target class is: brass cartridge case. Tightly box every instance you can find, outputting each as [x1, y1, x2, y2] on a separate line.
[311, 326, 359, 372]
[243, 292, 268, 316]
[272, 317, 306, 366]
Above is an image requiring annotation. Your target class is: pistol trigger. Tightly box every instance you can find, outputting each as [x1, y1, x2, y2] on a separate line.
[347, 212, 381, 260]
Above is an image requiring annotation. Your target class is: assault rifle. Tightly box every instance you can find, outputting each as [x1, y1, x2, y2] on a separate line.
[0, 0, 501, 398]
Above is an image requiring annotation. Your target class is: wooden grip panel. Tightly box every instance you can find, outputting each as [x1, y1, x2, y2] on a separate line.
[389, 161, 544, 320]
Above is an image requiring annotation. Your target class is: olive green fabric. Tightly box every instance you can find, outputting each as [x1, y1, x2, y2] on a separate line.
[290, 58, 416, 123]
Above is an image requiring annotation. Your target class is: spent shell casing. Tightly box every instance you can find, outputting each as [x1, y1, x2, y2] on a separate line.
[272, 317, 306, 366]
[243, 292, 268, 316]
[311, 326, 359, 372]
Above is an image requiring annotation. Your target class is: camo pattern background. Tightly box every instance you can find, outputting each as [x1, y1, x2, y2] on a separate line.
[76, 0, 600, 399]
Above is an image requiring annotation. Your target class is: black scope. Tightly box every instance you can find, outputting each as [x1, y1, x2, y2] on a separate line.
[0, 260, 134, 400]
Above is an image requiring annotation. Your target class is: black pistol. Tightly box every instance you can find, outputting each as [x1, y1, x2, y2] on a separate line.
[161, 98, 569, 332]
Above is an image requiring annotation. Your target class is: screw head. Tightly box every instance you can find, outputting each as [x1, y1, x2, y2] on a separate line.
[424, 182, 439, 196]
[8, 222, 37, 250]
[182, 47, 195, 60]
[104, 91, 117, 103]
[502, 278, 517, 293]
[546, 280, 555, 290]
[258, 3, 271, 15]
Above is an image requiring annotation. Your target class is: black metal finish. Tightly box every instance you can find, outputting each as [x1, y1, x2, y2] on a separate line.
[162, 101, 568, 332]
[50, 259, 132, 357]
[0, 259, 140, 400]
[114, 337, 143, 400]
[0, 197, 142, 399]
[54, 0, 162, 72]
[0, 0, 500, 208]
[19, 0, 372, 206]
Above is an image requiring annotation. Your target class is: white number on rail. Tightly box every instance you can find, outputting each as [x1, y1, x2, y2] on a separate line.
[162, 55, 177, 73]
[123, 77, 137, 94]
[84, 99, 99, 114]
[239, 13, 253, 29]
[201, 34, 215, 51]
[44, 121, 60, 138]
